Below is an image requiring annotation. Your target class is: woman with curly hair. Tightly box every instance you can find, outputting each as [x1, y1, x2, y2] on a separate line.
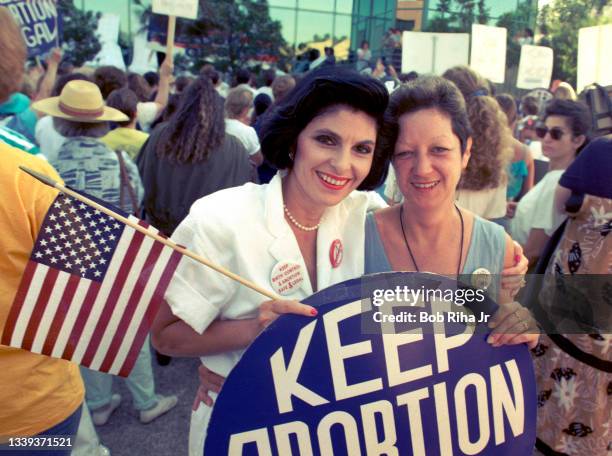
[137, 76, 255, 237]
[442, 66, 513, 221]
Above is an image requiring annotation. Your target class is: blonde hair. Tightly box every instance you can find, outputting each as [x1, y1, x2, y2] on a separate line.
[442, 66, 513, 190]
[0, 7, 27, 102]
[224, 85, 253, 119]
[554, 82, 577, 101]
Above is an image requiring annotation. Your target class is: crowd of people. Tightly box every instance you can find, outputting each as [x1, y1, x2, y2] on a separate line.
[0, 5, 610, 456]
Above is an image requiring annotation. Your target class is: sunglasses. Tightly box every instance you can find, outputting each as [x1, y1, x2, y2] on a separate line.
[535, 126, 566, 140]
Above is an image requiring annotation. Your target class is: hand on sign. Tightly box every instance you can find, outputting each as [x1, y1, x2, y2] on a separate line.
[258, 299, 317, 330]
[487, 301, 539, 349]
[47, 48, 62, 67]
[501, 241, 528, 298]
[192, 364, 225, 410]
[159, 56, 174, 79]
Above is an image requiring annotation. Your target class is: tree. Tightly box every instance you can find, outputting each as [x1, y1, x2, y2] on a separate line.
[137, 0, 287, 73]
[538, 0, 611, 87]
[57, 0, 101, 67]
[496, 0, 537, 69]
[424, 0, 490, 33]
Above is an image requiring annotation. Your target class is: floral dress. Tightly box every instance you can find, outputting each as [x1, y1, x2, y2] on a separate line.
[532, 194, 612, 455]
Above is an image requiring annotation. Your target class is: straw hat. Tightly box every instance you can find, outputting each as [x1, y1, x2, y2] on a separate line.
[32, 79, 129, 123]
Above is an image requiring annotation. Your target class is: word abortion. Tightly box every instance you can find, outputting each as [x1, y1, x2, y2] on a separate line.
[2, 0, 58, 49]
[228, 301, 526, 455]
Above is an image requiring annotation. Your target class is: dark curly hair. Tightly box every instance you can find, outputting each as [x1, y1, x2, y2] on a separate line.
[155, 76, 225, 164]
[443, 66, 513, 190]
[259, 67, 390, 190]
[93, 66, 127, 100]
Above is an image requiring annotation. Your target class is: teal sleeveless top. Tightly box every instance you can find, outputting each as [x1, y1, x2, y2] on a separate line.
[507, 160, 529, 200]
[364, 212, 507, 297]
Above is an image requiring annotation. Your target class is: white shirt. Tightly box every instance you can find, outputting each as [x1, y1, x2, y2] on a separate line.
[136, 101, 160, 132]
[35, 116, 65, 163]
[224, 118, 260, 156]
[510, 170, 565, 245]
[456, 184, 508, 219]
[254, 86, 273, 101]
[165, 173, 386, 455]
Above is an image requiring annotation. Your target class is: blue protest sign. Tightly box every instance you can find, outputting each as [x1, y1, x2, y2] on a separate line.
[4, 0, 60, 58]
[204, 272, 537, 455]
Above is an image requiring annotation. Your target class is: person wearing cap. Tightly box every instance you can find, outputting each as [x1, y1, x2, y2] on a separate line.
[32, 80, 178, 426]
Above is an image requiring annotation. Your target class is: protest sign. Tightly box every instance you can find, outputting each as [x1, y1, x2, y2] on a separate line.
[577, 24, 612, 92]
[152, 0, 198, 20]
[204, 272, 537, 455]
[2, 0, 60, 58]
[402, 32, 469, 75]
[516, 45, 553, 90]
[470, 24, 507, 84]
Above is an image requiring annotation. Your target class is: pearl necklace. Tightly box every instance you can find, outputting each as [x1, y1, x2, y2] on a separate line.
[283, 205, 321, 231]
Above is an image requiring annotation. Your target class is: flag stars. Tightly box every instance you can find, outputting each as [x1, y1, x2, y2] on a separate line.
[53, 201, 62, 208]
[58, 210, 66, 218]
[49, 214, 57, 221]
[84, 254, 92, 261]
[54, 223, 62, 230]
[113, 223, 120, 229]
[69, 229, 77, 236]
[65, 261, 72, 268]
[89, 220, 96, 228]
[63, 220, 71, 227]
[80, 266, 87, 274]
[44, 227, 52, 234]
[50, 257, 58, 264]
[49, 235, 57, 243]
[109, 234, 116, 241]
[34, 252, 43, 259]
[104, 246, 111, 252]
[94, 229, 102, 236]
[94, 270, 102, 277]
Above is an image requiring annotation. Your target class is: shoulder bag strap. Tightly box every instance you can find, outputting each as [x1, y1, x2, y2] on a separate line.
[115, 150, 139, 215]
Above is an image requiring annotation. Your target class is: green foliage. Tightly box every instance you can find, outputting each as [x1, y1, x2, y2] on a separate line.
[538, 0, 611, 87]
[57, 0, 101, 67]
[425, 0, 490, 32]
[137, 0, 287, 73]
[496, 1, 537, 68]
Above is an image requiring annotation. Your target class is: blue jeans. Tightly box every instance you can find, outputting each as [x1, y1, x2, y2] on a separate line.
[0, 404, 82, 455]
[81, 335, 157, 411]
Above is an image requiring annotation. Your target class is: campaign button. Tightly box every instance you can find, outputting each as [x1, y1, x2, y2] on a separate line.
[329, 239, 343, 268]
[270, 261, 304, 296]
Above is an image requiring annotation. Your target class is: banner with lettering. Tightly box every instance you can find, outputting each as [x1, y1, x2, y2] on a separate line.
[2, 0, 60, 58]
[204, 272, 537, 455]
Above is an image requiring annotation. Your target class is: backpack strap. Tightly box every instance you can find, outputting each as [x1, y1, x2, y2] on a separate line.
[115, 150, 139, 215]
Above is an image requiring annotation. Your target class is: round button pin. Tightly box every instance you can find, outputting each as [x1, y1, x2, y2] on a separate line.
[329, 239, 343, 268]
[471, 267, 492, 290]
[270, 261, 304, 296]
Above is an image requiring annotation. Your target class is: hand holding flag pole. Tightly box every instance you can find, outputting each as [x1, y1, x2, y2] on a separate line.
[19, 166, 281, 301]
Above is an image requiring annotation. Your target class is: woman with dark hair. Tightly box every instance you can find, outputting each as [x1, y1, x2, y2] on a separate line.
[510, 99, 591, 265]
[368, 75, 538, 343]
[151, 67, 391, 455]
[137, 76, 254, 237]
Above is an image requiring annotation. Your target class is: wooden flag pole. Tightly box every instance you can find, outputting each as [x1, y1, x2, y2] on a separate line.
[20, 166, 281, 301]
[166, 15, 176, 60]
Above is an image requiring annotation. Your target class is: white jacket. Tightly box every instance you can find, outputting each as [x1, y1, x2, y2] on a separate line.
[164, 173, 386, 455]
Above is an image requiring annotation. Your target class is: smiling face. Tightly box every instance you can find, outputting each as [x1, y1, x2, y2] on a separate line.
[284, 105, 377, 211]
[393, 108, 470, 211]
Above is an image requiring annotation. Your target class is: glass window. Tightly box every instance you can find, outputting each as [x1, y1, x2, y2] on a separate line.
[334, 14, 352, 42]
[270, 7, 297, 47]
[269, 0, 297, 7]
[336, 0, 354, 14]
[296, 10, 334, 45]
[301, 0, 334, 13]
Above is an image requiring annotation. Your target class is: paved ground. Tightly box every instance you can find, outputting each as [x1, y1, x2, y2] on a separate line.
[95, 353, 201, 456]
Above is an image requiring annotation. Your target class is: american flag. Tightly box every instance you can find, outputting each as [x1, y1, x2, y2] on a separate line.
[1, 191, 183, 377]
